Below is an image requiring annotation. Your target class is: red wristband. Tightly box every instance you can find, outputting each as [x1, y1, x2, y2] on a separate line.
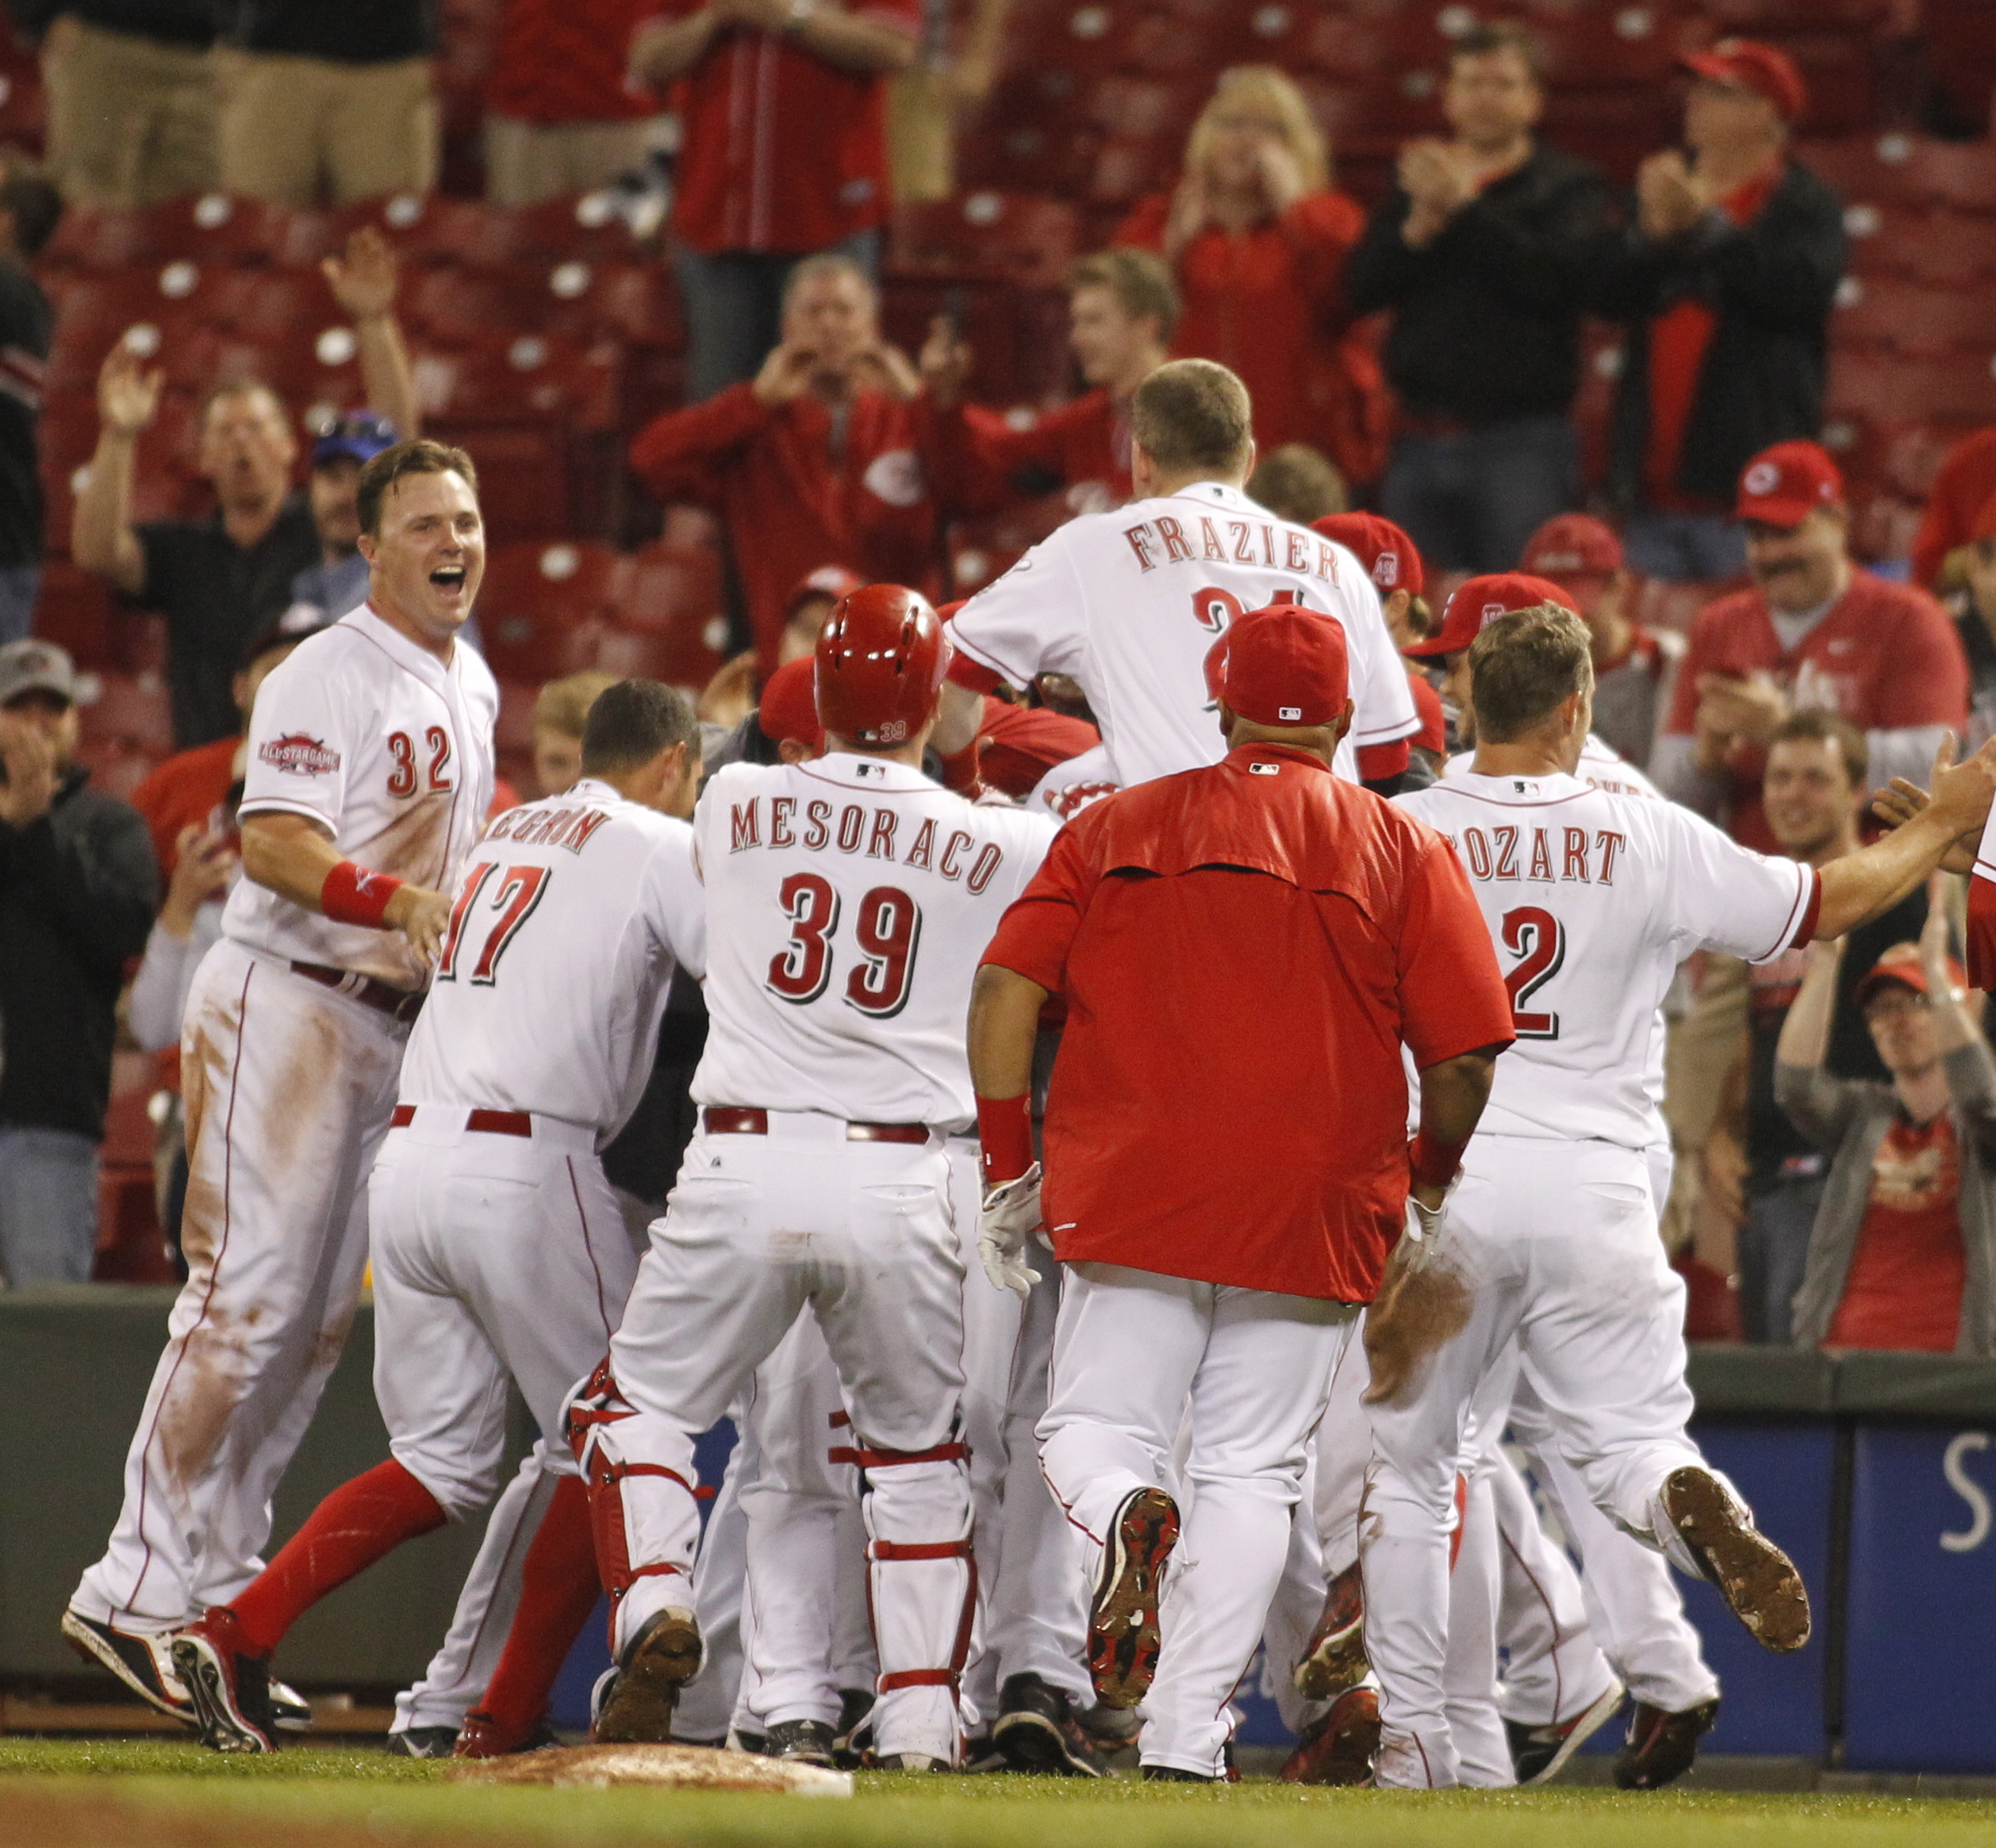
[1409, 1129, 1468, 1192]
[977, 1093, 1034, 1188]
[321, 859, 405, 929]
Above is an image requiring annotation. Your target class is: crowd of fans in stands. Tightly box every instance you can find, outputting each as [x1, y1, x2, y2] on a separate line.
[0, 0, 1991, 1362]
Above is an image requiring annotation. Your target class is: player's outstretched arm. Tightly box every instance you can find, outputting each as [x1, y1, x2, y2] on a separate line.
[1817, 733, 1996, 937]
[240, 813, 452, 963]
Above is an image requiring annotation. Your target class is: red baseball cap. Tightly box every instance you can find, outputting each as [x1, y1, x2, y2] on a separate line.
[1207, 604, 1350, 727]
[1313, 512, 1424, 598]
[1520, 512, 1623, 582]
[1855, 941, 1968, 1009]
[786, 565, 863, 617]
[1403, 573, 1580, 659]
[1737, 440, 1844, 527]
[757, 656, 824, 750]
[1680, 38, 1807, 123]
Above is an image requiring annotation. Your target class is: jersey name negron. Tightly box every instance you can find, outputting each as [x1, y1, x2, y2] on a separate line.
[1434, 825, 1628, 886]
[726, 796, 1007, 893]
[483, 801, 612, 855]
[1121, 513, 1347, 582]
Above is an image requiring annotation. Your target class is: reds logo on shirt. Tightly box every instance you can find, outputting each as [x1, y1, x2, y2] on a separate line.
[259, 733, 341, 776]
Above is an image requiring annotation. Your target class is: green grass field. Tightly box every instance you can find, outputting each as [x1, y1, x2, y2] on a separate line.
[3, 1741, 1996, 1848]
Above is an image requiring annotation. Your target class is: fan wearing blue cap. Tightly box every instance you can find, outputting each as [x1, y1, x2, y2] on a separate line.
[288, 413, 401, 625]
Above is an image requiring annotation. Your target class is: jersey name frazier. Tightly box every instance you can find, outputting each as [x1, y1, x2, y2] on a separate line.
[1121, 512, 1346, 587]
[1430, 823, 1627, 887]
[724, 794, 1008, 895]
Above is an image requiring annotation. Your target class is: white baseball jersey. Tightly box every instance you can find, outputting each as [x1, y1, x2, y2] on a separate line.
[948, 481, 1418, 790]
[1397, 770, 1818, 1148]
[1441, 732, 1663, 802]
[691, 753, 1055, 1128]
[1026, 740, 1123, 823]
[396, 779, 707, 1140]
[227, 604, 499, 988]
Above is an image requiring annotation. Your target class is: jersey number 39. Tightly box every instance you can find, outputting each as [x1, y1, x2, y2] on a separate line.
[766, 874, 923, 1018]
[1500, 905, 1565, 1040]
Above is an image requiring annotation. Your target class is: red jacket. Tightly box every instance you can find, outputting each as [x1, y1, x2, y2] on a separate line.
[630, 383, 941, 671]
[487, 0, 658, 123]
[1912, 427, 1996, 592]
[928, 389, 1131, 519]
[1116, 191, 1389, 487]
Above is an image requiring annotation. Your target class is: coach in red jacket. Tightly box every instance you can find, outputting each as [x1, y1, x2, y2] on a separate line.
[966, 603, 1513, 1782]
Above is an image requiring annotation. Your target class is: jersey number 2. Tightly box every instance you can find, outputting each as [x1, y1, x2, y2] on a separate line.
[1500, 906, 1565, 1040]
[437, 863, 551, 985]
[766, 874, 923, 1018]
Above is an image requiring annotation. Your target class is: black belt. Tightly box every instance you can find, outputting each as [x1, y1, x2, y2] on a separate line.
[290, 960, 424, 1025]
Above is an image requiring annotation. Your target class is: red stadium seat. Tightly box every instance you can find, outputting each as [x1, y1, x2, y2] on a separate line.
[80, 670, 175, 757]
[138, 194, 294, 265]
[494, 679, 540, 754]
[889, 193, 1081, 287]
[38, 207, 157, 270]
[474, 540, 624, 680]
[1828, 349, 1996, 428]
[1533, 6, 1705, 90]
[414, 333, 620, 431]
[507, 194, 648, 265]
[405, 263, 536, 343]
[1804, 132, 1996, 215]
[1842, 204, 1996, 285]
[614, 543, 723, 635]
[1833, 274, 1996, 356]
[30, 562, 117, 668]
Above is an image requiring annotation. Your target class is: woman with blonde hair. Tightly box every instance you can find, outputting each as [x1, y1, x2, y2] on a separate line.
[1115, 67, 1388, 487]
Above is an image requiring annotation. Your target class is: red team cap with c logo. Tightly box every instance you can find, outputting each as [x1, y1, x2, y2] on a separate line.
[1403, 572, 1580, 660]
[1736, 439, 1844, 527]
[1207, 603, 1350, 727]
[1312, 512, 1425, 598]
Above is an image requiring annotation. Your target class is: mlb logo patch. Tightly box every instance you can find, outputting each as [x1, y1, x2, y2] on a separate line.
[1279, 705, 1303, 720]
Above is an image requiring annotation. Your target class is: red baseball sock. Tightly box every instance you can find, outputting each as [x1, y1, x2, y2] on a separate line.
[228, 1459, 447, 1655]
[476, 1474, 602, 1736]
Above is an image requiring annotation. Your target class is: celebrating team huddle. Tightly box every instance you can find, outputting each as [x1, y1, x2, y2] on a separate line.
[55, 359, 1996, 1790]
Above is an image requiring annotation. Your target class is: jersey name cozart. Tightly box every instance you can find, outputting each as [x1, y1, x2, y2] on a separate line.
[226, 605, 499, 988]
[693, 753, 1054, 1129]
[1398, 770, 1817, 1148]
[948, 481, 1418, 791]
[397, 779, 707, 1139]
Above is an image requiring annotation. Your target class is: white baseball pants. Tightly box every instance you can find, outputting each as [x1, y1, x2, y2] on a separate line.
[574, 1115, 973, 1762]
[74, 941, 405, 1631]
[1363, 1134, 1718, 1788]
[1038, 1261, 1357, 1777]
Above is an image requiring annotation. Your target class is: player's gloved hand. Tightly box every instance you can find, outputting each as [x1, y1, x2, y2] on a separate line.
[1399, 1192, 1447, 1275]
[978, 1162, 1044, 1301]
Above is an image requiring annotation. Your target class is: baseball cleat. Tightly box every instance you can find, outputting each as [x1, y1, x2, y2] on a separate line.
[1660, 1467, 1811, 1652]
[831, 1685, 875, 1768]
[1615, 1697, 1719, 1790]
[60, 1610, 196, 1724]
[269, 1677, 313, 1733]
[451, 1709, 560, 1758]
[876, 1751, 949, 1771]
[1279, 1685, 1380, 1785]
[992, 1672, 1107, 1777]
[592, 1606, 703, 1744]
[1507, 1675, 1626, 1785]
[171, 1608, 277, 1754]
[764, 1718, 837, 1767]
[1293, 1562, 1367, 1700]
[384, 1725, 460, 1759]
[1088, 1486, 1180, 1709]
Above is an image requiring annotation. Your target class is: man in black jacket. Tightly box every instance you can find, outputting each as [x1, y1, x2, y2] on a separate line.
[0, 638, 158, 1284]
[1345, 23, 1610, 573]
[1595, 40, 1846, 583]
[4, 0, 225, 207]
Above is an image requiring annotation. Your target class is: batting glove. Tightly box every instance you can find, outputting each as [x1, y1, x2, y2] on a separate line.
[1400, 1190, 1451, 1275]
[979, 1162, 1044, 1301]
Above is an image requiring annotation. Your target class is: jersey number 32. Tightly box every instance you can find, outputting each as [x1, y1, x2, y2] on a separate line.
[766, 873, 922, 1019]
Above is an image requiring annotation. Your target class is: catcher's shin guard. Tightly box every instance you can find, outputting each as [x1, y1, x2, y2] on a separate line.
[565, 1359, 703, 1659]
[854, 1425, 976, 1765]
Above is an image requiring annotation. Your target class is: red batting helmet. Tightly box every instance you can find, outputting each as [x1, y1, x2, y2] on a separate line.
[814, 583, 952, 746]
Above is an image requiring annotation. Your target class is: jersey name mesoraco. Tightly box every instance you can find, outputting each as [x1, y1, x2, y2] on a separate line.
[948, 481, 1418, 789]
[397, 779, 707, 1140]
[693, 753, 1054, 1128]
[227, 605, 499, 987]
[1397, 771, 1818, 1148]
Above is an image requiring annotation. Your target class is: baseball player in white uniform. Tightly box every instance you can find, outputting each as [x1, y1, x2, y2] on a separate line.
[1370, 603, 1996, 1786]
[165, 681, 704, 1754]
[933, 358, 1418, 799]
[63, 441, 497, 1731]
[566, 585, 1054, 1769]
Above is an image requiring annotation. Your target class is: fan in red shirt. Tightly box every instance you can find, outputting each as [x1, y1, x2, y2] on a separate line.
[1114, 67, 1389, 490]
[1313, 512, 1446, 764]
[920, 248, 1176, 520]
[482, 0, 662, 204]
[1910, 426, 1996, 593]
[966, 603, 1510, 1781]
[630, 0, 919, 399]
[1653, 440, 1968, 854]
[629, 256, 940, 673]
